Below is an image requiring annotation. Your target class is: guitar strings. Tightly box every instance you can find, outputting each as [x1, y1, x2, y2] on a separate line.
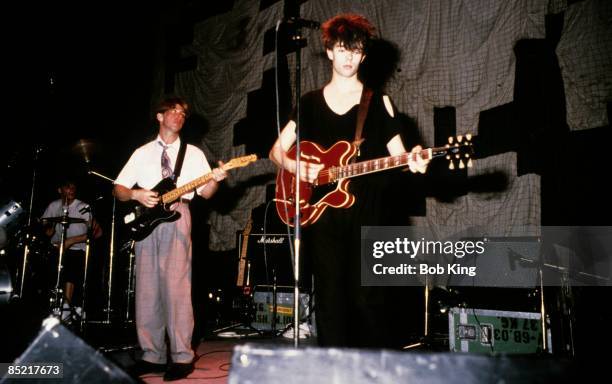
[316, 152, 411, 180]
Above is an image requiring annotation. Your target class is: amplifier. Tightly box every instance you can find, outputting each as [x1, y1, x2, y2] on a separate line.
[448, 307, 548, 354]
[251, 285, 311, 331]
[236, 233, 306, 288]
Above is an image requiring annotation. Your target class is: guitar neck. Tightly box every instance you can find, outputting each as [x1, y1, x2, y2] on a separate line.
[158, 154, 257, 204]
[161, 173, 214, 203]
[317, 146, 451, 185]
[236, 218, 252, 287]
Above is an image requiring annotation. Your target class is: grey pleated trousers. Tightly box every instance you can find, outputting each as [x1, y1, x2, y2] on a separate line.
[134, 202, 194, 364]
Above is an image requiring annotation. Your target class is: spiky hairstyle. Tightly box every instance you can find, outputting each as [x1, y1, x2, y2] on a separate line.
[321, 14, 376, 52]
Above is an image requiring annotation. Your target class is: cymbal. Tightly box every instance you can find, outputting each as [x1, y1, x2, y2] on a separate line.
[72, 139, 97, 163]
[42, 216, 86, 224]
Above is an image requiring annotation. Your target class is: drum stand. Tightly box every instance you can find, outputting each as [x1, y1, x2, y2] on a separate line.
[78, 213, 95, 332]
[49, 209, 70, 318]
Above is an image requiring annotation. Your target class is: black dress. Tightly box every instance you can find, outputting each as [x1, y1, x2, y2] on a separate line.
[293, 88, 402, 348]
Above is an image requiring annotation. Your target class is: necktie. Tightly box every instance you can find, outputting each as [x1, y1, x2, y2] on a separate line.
[159, 142, 173, 179]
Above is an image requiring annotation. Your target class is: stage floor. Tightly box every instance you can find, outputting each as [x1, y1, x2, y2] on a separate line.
[137, 339, 236, 384]
[106, 330, 318, 384]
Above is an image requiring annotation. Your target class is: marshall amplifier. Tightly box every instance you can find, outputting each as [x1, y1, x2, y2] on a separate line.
[237, 233, 306, 288]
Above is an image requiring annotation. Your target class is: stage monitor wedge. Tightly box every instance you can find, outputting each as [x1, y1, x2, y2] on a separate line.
[0, 317, 135, 384]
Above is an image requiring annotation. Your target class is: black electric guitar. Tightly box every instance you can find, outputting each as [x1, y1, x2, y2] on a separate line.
[123, 154, 257, 241]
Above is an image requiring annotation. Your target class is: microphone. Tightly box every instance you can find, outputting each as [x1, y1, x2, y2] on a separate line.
[284, 17, 320, 29]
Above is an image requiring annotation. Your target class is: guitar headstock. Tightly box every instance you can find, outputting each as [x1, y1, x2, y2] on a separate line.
[224, 154, 258, 170]
[445, 134, 474, 170]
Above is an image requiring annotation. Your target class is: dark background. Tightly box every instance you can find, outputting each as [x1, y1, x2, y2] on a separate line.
[1, 0, 240, 359]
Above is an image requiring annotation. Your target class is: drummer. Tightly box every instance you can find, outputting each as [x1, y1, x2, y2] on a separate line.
[41, 178, 102, 315]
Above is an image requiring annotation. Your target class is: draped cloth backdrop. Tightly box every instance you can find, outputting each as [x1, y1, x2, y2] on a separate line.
[165, 0, 610, 251]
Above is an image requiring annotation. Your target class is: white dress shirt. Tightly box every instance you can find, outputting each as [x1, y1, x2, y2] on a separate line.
[114, 136, 212, 200]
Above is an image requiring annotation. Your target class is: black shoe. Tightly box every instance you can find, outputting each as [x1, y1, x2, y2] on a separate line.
[130, 360, 167, 377]
[163, 362, 194, 381]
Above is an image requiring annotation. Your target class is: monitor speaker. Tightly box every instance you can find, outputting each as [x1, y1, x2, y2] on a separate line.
[228, 343, 578, 384]
[0, 317, 135, 383]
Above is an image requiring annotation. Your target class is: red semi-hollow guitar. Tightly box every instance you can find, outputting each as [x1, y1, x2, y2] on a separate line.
[275, 136, 473, 227]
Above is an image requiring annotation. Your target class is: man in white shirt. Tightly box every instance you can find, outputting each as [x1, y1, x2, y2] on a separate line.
[42, 179, 102, 318]
[114, 96, 226, 381]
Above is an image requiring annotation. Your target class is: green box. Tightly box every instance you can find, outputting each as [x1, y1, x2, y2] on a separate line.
[449, 307, 543, 354]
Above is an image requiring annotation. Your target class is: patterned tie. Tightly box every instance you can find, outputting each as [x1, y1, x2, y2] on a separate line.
[159, 142, 173, 179]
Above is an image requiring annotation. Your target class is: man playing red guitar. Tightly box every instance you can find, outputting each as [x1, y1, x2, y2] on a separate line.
[270, 14, 429, 348]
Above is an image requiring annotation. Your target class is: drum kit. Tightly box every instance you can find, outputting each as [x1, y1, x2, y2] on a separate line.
[0, 140, 135, 332]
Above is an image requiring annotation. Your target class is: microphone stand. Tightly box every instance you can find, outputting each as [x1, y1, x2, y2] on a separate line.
[283, 7, 319, 347]
[79, 204, 95, 333]
[125, 239, 136, 323]
[291, 20, 307, 348]
[87, 170, 117, 324]
[18, 145, 43, 298]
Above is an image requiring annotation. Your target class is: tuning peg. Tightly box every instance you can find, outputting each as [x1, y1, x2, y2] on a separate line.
[446, 155, 451, 160]
[455, 154, 460, 159]
[449, 161, 455, 170]
[448, 137, 454, 144]
[459, 159, 465, 169]
[457, 135, 463, 143]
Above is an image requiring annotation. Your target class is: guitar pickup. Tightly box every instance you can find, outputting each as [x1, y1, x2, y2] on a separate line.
[124, 213, 136, 224]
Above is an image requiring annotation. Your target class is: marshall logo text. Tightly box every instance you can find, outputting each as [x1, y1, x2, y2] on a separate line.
[256, 236, 286, 245]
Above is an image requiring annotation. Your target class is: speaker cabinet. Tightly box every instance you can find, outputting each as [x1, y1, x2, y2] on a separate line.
[228, 343, 578, 384]
[237, 233, 304, 287]
[1, 317, 135, 383]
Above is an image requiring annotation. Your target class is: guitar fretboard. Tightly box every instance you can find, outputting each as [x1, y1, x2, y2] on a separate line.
[161, 173, 214, 203]
[317, 148, 444, 185]
[159, 154, 257, 204]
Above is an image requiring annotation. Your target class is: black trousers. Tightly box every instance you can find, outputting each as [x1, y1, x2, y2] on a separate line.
[303, 208, 391, 349]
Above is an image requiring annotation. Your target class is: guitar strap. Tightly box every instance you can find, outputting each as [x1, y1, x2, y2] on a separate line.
[172, 139, 187, 181]
[352, 86, 373, 163]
